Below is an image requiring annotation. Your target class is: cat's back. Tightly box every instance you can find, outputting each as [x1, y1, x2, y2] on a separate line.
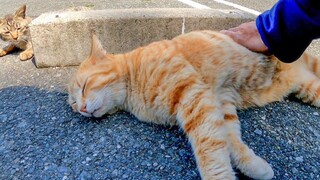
[170, 31, 276, 88]
[172, 30, 264, 67]
[131, 30, 276, 89]
[124, 30, 277, 123]
[138, 30, 261, 68]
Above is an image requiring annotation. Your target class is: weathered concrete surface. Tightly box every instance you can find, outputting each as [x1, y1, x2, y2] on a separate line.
[30, 8, 255, 67]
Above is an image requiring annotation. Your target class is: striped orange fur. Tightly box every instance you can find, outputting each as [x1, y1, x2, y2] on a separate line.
[68, 30, 320, 180]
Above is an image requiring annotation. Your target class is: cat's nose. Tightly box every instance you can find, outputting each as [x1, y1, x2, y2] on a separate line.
[11, 34, 18, 40]
[80, 105, 87, 113]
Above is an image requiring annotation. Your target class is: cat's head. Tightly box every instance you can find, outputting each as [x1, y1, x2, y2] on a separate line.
[68, 34, 127, 118]
[0, 5, 31, 43]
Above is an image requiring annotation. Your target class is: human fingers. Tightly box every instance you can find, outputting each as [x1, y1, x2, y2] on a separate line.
[220, 30, 243, 44]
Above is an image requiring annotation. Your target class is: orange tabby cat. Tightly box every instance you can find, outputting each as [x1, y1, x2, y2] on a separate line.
[0, 5, 33, 61]
[68, 31, 320, 180]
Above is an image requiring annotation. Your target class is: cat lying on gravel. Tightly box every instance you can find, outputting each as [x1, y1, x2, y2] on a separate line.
[68, 31, 320, 179]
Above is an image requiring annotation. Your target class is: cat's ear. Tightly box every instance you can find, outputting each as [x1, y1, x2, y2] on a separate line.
[14, 5, 26, 18]
[0, 19, 4, 25]
[88, 34, 107, 65]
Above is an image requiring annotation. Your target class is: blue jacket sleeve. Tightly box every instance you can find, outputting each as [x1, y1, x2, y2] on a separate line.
[256, 0, 320, 63]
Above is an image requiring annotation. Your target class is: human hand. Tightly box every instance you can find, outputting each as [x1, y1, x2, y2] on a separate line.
[221, 21, 268, 53]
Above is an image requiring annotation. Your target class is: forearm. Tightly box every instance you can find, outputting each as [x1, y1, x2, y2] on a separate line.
[256, 0, 320, 62]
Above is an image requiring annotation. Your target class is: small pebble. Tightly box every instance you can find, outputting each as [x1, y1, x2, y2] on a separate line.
[160, 144, 165, 150]
[292, 167, 298, 173]
[295, 156, 304, 162]
[112, 169, 118, 176]
[254, 129, 263, 135]
[122, 174, 129, 179]
[153, 162, 158, 167]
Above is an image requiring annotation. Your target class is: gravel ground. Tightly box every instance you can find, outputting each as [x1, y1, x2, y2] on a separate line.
[0, 45, 319, 180]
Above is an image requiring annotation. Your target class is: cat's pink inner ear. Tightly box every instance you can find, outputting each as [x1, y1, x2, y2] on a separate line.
[88, 34, 107, 64]
[14, 4, 26, 18]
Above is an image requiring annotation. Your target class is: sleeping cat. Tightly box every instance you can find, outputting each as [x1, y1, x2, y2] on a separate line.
[0, 5, 33, 61]
[68, 31, 320, 180]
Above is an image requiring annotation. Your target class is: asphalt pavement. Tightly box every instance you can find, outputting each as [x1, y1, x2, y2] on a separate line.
[0, 0, 319, 179]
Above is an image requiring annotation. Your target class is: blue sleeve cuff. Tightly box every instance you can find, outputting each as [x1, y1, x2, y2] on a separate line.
[256, 0, 320, 63]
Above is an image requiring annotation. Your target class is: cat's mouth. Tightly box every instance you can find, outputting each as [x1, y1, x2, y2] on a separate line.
[9, 37, 27, 43]
[79, 107, 104, 118]
[70, 101, 116, 118]
[78, 109, 95, 117]
[69, 101, 96, 117]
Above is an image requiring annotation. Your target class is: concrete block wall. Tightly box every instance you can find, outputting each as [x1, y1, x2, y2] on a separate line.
[30, 8, 255, 68]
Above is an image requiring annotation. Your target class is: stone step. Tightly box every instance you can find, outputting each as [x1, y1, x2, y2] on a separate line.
[30, 8, 255, 68]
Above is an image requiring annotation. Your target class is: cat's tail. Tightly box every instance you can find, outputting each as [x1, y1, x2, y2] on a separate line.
[293, 53, 320, 107]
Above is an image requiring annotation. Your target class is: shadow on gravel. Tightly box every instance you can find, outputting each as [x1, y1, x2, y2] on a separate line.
[0, 86, 198, 179]
[0, 86, 318, 179]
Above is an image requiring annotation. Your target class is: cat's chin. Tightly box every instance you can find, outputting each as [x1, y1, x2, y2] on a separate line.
[80, 112, 93, 117]
[78, 109, 107, 118]
[92, 107, 118, 118]
[9, 39, 19, 43]
[79, 112, 103, 118]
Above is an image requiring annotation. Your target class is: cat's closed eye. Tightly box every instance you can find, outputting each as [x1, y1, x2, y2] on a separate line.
[81, 79, 88, 96]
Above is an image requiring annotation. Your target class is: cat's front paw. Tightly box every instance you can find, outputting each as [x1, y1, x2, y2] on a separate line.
[19, 51, 33, 61]
[0, 49, 7, 57]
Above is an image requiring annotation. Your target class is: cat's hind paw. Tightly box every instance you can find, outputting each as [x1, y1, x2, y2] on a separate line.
[236, 152, 274, 180]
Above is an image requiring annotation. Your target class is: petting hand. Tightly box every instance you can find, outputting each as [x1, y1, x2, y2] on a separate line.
[221, 21, 268, 53]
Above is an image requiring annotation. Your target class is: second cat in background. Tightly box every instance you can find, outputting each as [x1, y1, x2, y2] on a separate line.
[0, 5, 33, 61]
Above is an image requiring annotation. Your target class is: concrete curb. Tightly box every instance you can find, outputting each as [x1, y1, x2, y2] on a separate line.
[30, 8, 255, 68]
